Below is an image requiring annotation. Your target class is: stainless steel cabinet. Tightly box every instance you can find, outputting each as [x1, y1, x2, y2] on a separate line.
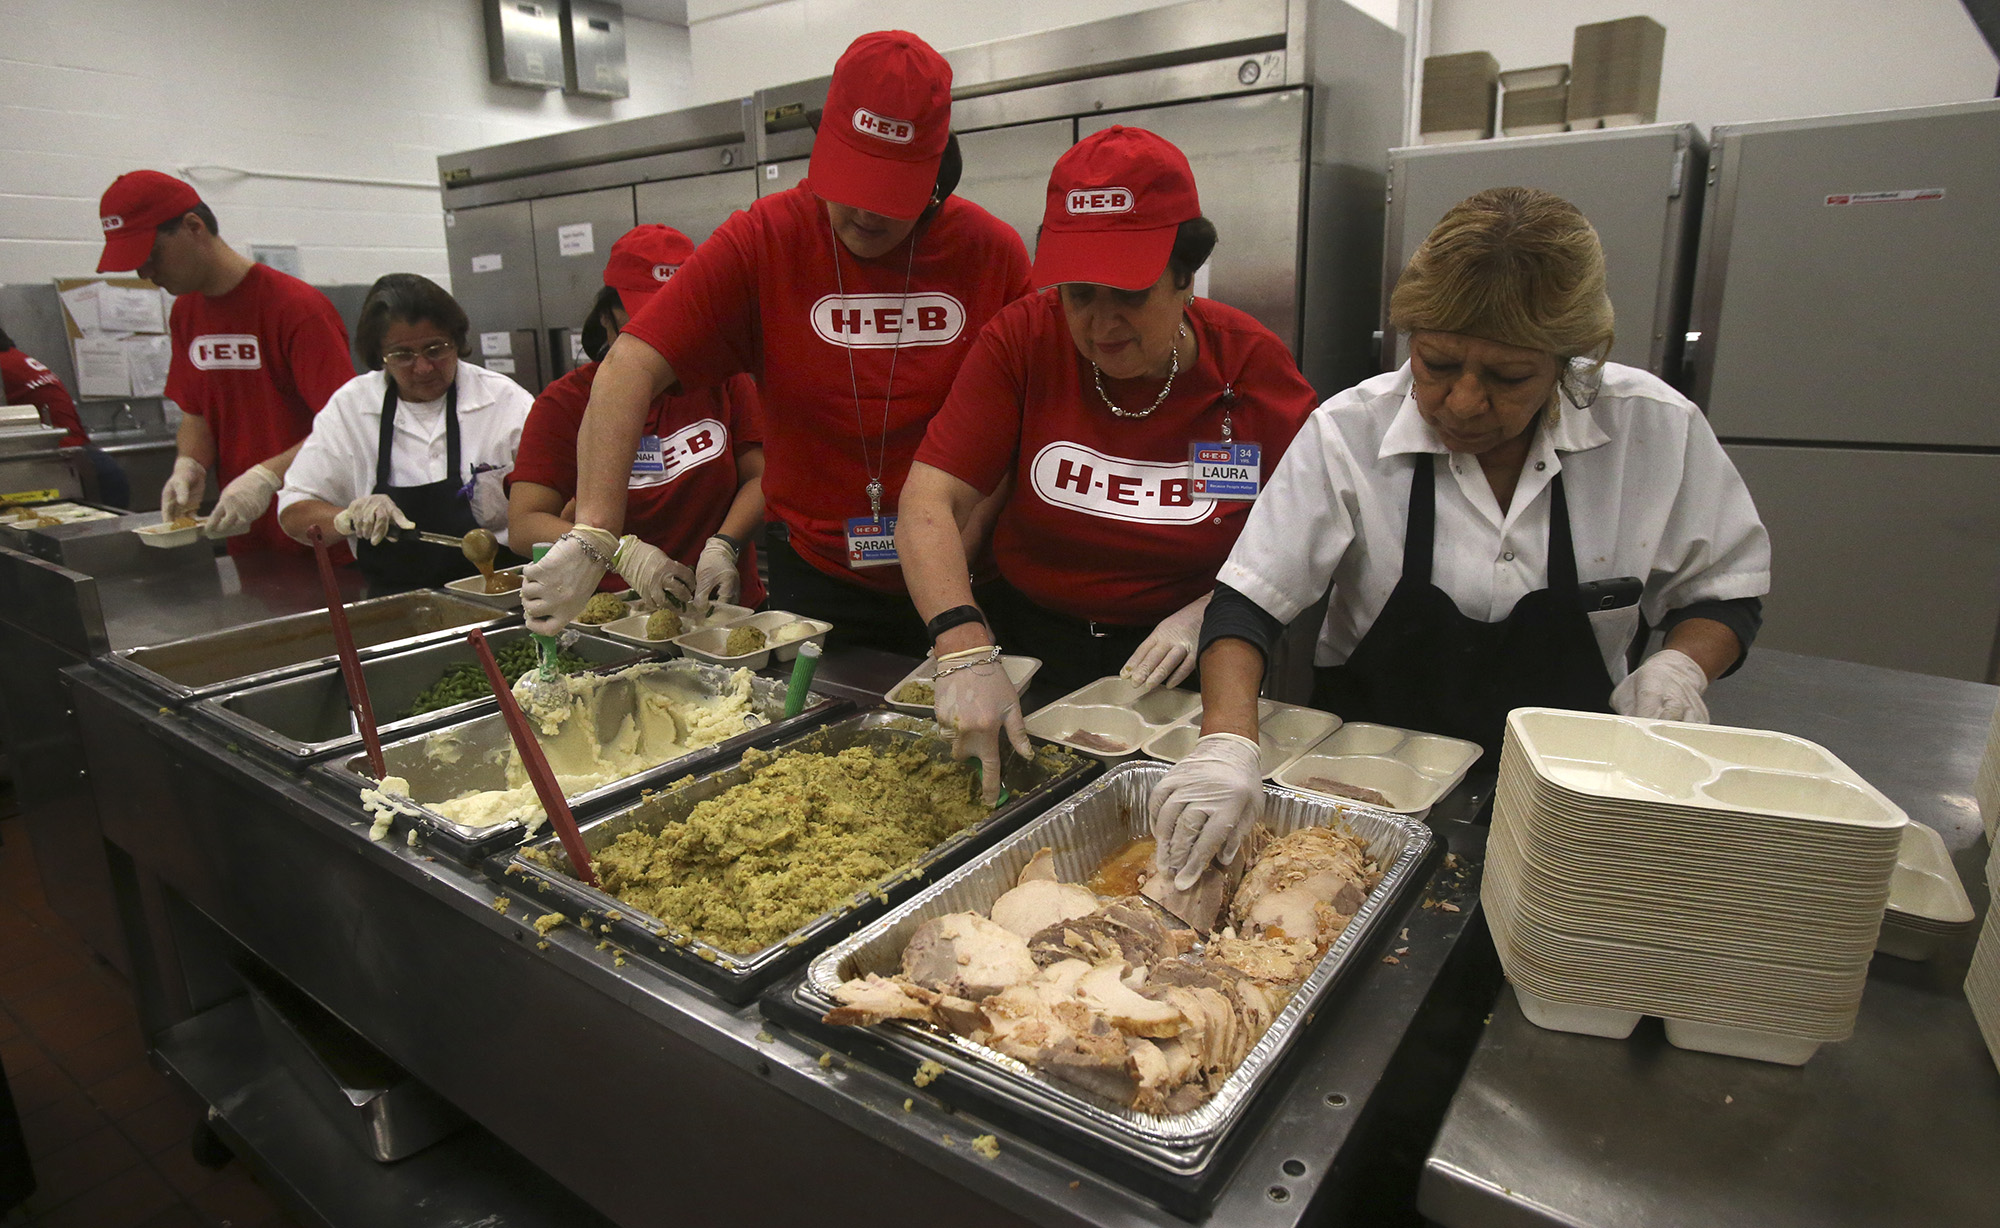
[1384, 123, 1705, 378]
[1725, 444, 2000, 683]
[634, 169, 759, 246]
[760, 158, 808, 198]
[530, 187, 636, 339]
[955, 119, 1077, 259]
[442, 201, 544, 390]
[1082, 90, 1308, 358]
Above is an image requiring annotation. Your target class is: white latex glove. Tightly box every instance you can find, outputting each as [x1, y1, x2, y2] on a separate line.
[1611, 648, 1711, 723]
[1150, 733, 1264, 891]
[522, 526, 617, 634]
[468, 467, 510, 532]
[159, 456, 206, 523]
[693, 536, 741, 607]
[935, 656, 1032, 806]
[1121, 591, 1211, 692]
[613, 534, 694, 611]
[331, 493, 417, 546]
[203, 463, 283, 537]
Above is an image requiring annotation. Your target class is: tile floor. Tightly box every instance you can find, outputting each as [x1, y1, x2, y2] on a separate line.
[0, 809, 304, 1227]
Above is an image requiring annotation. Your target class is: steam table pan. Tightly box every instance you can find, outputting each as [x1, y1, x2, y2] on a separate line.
[489, 711, 1101, 1005]
[768, 760, 1434, 1216]
[313, 660, 848, 863]
[103, 588, 511, 706]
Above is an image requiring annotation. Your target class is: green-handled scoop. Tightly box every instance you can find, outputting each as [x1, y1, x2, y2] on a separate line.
[524, 543, 562, 693]
[783, 639, 822, 719]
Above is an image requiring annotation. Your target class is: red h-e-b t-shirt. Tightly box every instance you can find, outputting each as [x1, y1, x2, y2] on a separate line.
[617, 182, 1031, 593]
[165, 263, 353, 555]
[509, 364, 766, 605]
[916, 292, 1318, 625]
[0, 348, 87, 447]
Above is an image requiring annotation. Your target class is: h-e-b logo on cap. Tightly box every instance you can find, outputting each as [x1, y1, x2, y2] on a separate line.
[102, 215, 124, 232]
[652, 263, 679, 282]
[851, 108, 914, 144]
[1067, 188, 1134, 215]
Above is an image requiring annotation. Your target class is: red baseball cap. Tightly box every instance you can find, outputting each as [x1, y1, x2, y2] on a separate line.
[602, 224, 695, 315]
[1032, 127, 1202, 292]
[97, 170, 204, 273]
[807, 31, 952, 221]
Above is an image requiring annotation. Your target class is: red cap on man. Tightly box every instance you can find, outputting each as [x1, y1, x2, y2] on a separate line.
[97, 171, 205, 273]
[807, 31, 952, 221]
[1032, 127, 1202, 292]
[601, 224, 695, 316]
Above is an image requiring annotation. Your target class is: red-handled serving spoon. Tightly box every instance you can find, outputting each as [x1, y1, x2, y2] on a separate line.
[308, 525, 386, 779]
[465, 628, 598, 887]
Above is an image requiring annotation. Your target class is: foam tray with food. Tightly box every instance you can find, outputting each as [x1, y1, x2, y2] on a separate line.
[314, 660, 847, 862]
[488, 711, 1100, 1003]
[674, 609, 830, 669]
[189, 626, 642, 766]
[443, 565, 527, 609]
[885, 654, 1042, 716]
[1141, 699, 1342, 780]
[1272, 723, 1481, 817]
[1023, 676, 1206, 761]
[596, 602, 753, 651]
[777, 760, 1433, 1209]
[102, 590, 513, 705]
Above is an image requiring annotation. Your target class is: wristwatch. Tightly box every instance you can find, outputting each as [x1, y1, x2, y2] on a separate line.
[711, 531, 746, 557]
[925, 604, 987, 644]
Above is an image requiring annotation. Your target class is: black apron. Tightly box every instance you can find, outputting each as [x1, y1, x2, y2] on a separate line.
[354, 378, 481, 592]
[1313, 452, 1613, 767]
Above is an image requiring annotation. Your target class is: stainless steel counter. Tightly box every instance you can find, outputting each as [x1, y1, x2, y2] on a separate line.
[96, 548, 370, 655]
[72, 648, 1496, 1228]
[1420, 649, 2000, 1228]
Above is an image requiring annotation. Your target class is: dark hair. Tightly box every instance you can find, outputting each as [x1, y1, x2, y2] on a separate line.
[580, 284, 625, 364]
[0, 326, 13, 352]
[354, 273, 471, 370]
[918, 132, 963, 226]
[157, 202, 222, 239]
[1166, 216, 1218, 290]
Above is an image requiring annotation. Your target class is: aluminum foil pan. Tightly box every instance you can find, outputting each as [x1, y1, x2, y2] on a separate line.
[312, 659, 843, 859]
[795, 759, 1433, 1170]
[493, 711, 1100, 1004]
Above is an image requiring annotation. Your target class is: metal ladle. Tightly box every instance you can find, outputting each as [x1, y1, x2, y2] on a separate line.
[461, 528, 500, 586]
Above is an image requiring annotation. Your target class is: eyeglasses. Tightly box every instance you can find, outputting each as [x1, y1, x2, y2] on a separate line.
[382, 341, 456, 368]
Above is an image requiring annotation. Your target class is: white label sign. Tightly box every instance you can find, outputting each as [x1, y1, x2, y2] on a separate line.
[188, 334, 264, 371]
[479, 331, 512, 358]
[557, 222, 595, 256]
[487, 357, 516, 375]
[809, 293, 965, 349]
[1028, 442, 1215, 525]
[1824, 188, 1944, 206]
[470, 253, 503, 273]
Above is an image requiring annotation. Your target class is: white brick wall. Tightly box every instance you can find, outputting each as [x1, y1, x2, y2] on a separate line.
[0, 0, 696, 287]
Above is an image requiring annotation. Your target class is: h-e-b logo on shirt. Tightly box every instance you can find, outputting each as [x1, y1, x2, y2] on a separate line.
[189, 334, 263, 371]
[810, 294, 965, 349]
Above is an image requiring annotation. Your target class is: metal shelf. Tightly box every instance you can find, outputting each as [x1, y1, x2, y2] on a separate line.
[153, 997, 612, 1228]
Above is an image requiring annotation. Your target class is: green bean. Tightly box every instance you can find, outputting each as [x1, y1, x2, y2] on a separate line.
[400, 640, 594, 718]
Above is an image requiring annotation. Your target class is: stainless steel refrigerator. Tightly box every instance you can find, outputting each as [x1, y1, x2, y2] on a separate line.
[1687, 99, 2000, 682]
[1382, 122, 1706, 381]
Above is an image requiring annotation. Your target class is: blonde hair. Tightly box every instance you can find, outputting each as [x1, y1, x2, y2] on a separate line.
[1390, 187, 1614, 389]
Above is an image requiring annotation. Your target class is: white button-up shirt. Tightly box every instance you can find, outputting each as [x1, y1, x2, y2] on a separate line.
[1217, 362, 1771, 683]
[279, 362, 532, 550]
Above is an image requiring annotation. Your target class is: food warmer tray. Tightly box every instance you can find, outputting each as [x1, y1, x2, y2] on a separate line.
[488, 711, 1102, 1005]
[312, 661, 850, 864]
[188, 626, 648, 767]
[764, 760, 1435, 1217]
[102, 588, 513, 706]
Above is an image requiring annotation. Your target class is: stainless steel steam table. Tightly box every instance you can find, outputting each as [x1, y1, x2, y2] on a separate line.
[1420, 650, 2000, 1228]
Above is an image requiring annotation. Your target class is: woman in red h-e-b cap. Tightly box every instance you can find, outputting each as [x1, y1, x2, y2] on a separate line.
[507, 224, 767, 609]
[519, 30, 1031, 653]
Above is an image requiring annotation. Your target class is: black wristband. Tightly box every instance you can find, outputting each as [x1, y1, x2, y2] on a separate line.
[711, 532, 746, 557]
[925, 604, 987, 643]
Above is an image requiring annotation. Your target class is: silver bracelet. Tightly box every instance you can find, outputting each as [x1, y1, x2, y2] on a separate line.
[933, 647, 1003, 680]
[560, 529, 616, 572]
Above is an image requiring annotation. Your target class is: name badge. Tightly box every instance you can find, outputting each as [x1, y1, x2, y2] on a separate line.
[1190, 441, 1262, 500]
[844, 515, 899, 568]
[631, 435, 664, 480]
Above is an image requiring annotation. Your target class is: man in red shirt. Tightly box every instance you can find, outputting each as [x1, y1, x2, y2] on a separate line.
[509, 224, 767, 608]
[520, 30, 1031, 653]
[0, 329, 89, 448]
[96, 171, 353, 554]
